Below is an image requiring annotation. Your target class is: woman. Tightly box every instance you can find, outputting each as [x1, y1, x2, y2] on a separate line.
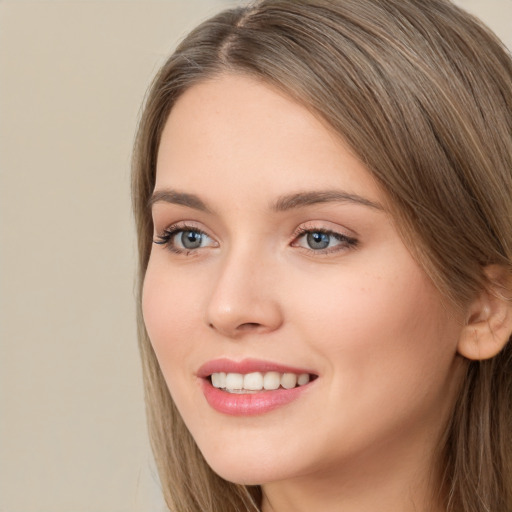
[132, 1, 512, 511]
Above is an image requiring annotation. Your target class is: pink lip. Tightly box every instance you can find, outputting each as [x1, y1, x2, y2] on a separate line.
[197, 358, 317, 416]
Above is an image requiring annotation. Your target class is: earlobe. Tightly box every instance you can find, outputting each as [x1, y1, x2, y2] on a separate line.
[457, 265, 512, 361]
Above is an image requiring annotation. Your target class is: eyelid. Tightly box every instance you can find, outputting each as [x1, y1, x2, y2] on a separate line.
[154, 219, 205, 237]
[291, 220, 357, 239]
[290, 221, 359, 254]
[153, 221, 218, 254]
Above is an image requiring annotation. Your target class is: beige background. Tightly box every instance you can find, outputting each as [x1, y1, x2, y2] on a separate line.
[0, 1, 510, 511]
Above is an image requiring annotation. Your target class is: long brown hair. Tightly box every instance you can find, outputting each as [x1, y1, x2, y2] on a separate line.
[132, 1, 512, 510]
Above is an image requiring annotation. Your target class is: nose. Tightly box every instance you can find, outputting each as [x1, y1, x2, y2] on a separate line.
[205, 249, 283, 338]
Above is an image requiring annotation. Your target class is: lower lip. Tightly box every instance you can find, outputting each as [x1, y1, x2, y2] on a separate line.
[201, 379, 312, 416]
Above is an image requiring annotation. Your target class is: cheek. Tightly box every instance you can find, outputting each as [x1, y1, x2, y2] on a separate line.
[280, 260, 463, 460]
[142, 259, 217, 437]
[289, 255, 461, 397]
[141, 260, 200, 372]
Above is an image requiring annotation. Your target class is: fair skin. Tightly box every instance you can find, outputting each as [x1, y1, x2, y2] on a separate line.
[143, 74, 478, 512]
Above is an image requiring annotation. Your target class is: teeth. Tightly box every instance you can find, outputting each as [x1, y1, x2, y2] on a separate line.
[263, 371, 280, 390]
[211, 371, 311, 393]
[211, 372, 226, 388]
[297, 373, 310, 386]
[225, 372, 244, 390]
[244, 372, 263, 390]
[281, 373, 297, 389]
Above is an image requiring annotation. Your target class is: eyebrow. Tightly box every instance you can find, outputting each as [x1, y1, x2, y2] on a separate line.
[272, 190, 383, 211]
[148, 188, 383, 213]
[148, 189, 211, 213]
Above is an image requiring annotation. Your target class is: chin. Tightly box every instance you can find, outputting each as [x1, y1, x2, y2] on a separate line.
[199, 444, 295, 486]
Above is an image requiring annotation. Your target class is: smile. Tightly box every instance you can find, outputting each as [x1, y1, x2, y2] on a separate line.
[198, 359, 318, 415]
[210, 371, 311, 393]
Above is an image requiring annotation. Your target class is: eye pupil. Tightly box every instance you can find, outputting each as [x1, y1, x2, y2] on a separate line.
[181, 230, 203, 249]
[307, 232, 330, 250]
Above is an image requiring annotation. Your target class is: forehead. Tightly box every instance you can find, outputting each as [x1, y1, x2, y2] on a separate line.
[155, 73, 384, 209]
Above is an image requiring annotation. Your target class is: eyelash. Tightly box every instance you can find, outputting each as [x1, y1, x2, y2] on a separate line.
[153, 223, 359, 256]
[292, 226, 359, 254]
[154, 223, 212, 255]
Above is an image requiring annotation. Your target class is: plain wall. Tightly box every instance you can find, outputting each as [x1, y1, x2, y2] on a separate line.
[0, 1, 510, 511]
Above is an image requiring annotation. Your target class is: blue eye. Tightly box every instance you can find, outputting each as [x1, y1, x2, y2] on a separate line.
[293, 228, 358, 253]
[154, 225, 215, 253]
[306, 231, 331, 250]
[180, 230, 204, 249]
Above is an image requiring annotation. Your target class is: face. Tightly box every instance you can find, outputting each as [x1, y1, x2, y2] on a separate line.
[143, 74, 465, 489]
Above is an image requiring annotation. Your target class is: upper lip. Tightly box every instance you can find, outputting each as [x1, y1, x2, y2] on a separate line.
[196, 358, 316, 378]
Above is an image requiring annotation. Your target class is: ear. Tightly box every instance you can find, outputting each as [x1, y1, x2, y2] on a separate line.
[457, 265, 512, 360]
